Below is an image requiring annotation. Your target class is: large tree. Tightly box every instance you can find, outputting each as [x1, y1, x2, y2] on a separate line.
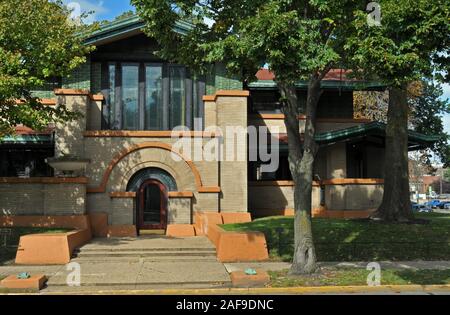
[132, 0, 367, 274]
[355, 80, 450, 170]
[345, 0, 449, 222]
[0, 0, 94, 136]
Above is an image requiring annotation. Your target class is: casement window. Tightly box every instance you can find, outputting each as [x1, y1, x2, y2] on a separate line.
[0, 147, 54, 177]
[101, 62, 205, 130]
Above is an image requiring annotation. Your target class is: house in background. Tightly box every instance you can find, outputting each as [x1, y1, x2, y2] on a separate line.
[0, 16, 438, 237]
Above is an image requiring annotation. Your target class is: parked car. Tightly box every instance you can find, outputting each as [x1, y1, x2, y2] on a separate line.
[445, 203, 450, 210]
[437, 201, 450, 209]
[426, 199, 441, 209]
[412, 203, 433, 213]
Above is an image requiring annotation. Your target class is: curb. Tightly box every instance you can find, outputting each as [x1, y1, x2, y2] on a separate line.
[39, 284, 450, 295]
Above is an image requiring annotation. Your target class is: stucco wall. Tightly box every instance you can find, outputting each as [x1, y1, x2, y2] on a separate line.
[248, 185, 321, 212]
[249, 182, 383, 216]
[0, 183, 86, 216]
[325, 184, 383, 210]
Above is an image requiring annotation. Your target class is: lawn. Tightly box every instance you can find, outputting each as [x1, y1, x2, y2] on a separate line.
[221, 213, 450, 262]
[268, 267, 450, 287]
[0, 227, 72, 265]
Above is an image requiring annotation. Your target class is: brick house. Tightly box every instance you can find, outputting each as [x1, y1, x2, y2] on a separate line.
[0, 16, 438, 237]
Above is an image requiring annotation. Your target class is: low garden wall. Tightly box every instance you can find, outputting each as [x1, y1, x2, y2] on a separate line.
[0, 214, 93, 265]
[194, 211, 269, 262]
[15, 229, 92, 265]
[0, 177, 87, 216]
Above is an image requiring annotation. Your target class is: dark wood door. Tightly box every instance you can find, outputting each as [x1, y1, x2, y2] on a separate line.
[138, 180, 168, 231]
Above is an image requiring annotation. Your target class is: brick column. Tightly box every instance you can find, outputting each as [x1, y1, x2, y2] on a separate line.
[215, 90, 250, 213]
[54, 89, 89, 158]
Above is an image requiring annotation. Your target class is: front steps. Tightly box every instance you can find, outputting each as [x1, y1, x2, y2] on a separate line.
[45, 236, 232, 291]
[72, 247, 218, 262]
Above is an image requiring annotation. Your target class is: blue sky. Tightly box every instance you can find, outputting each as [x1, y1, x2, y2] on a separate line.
[64, 0, 134, 23]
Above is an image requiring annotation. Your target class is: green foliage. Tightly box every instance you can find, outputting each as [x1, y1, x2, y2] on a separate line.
[345, 0, 450, 86]
[97, 10, 136, 26]
[0, 0, 95, 136]
[131, 0, 367, 83]
[444, 169, 450, 182]
[410, 80, 450, 167]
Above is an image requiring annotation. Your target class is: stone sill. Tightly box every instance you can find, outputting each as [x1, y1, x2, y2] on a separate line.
[0, 177, 88, 185]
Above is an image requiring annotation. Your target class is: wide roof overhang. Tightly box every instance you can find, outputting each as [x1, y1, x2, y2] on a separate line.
[314, 122, 439, 150]
[83, 16, 193, 46]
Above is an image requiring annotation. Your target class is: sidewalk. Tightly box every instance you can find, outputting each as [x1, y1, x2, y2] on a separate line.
[40, 284, 450, 295]
[224, 261, 450, 273]
[2, 260, 450, 293]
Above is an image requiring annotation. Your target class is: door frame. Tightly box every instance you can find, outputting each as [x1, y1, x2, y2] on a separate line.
[137, 179, 168, 231]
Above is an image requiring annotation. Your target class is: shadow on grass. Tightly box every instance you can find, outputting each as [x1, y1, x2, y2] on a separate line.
[394, 269, 450, 285]
[0, 249, 16, 266]
[222, 213, 450, 262]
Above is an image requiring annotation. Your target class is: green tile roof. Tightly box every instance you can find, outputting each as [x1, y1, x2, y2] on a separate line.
[314, 122, 440, 147]
[248, 80, 386, 91]
[83, 15, 193, 45]
[0, 134, 54, 145]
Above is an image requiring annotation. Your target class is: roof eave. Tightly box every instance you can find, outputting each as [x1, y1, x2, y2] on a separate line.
[248, 80, 387, 91]
[83, 17, 193, 46]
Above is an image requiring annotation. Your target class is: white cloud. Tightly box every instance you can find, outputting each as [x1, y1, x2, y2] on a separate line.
[64, 0, 109, 23]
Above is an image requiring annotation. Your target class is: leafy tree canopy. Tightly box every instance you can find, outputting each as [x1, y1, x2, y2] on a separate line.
[132, 0, 368, 83]
[0, 0, 95, 136]
[345, 0, 449, 86]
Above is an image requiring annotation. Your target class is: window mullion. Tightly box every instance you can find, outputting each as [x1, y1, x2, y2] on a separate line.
[162, 65, 170, 131]
[139, 63, 146, 130]
[115, 64, 122, 130]
[100, 62, 110, 129]
[185, 69, 193, 130]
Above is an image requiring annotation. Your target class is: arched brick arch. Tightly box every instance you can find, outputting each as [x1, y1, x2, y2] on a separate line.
[119, 161, 182, 192]
[87, 142, 203, 193]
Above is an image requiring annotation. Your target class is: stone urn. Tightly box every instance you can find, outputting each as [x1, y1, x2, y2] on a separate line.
[45, 156, 90, 177]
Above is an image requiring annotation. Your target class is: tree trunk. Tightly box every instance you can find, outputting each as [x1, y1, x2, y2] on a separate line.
[371, 86, 414, 222]
[279, 75, 322, 274]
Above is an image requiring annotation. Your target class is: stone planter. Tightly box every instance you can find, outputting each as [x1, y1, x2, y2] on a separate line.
[45, 157, 90, 177]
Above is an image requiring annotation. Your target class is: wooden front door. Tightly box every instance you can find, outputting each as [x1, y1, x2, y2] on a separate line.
[138, 180, 168, 231]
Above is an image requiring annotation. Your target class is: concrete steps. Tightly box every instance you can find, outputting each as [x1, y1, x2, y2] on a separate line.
[72, 247, 217, 260]
[44, 236, 231, 290]
[71, 256, 219, 263]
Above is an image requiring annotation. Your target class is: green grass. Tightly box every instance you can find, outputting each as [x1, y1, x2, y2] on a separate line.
[0, 227, 72, 265]
[221, 213, 450, 262]
[268, 267, 450, 287]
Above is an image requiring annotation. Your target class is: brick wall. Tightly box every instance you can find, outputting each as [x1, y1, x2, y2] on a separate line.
[168, 198, 192, 224]
[0, 183, 86, 216]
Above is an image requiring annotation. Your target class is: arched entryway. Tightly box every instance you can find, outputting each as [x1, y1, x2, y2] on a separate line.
[138, 179, 168, 231]
[126, 168, 177, 234]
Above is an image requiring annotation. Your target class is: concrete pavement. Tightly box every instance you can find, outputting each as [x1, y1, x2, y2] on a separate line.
[1, 236, 232, 292]
[40, 284, 450, 295]
[224, 261, 450, 273]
